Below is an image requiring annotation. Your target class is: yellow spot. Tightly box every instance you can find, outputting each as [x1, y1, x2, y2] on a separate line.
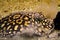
[24, 21, 29, 26]
[45, 19, 47, 22]
[20, 27, 24, 31]
[14, 25, 18, 30]
[38, 24, 40, 26]
[32, 22, 34, 25]
[32, 14, 34, 17]
[35, 21, 38, 24]
[9, 31, 11, 34]
[20, 25, 23, 27]
[10, 29, 12, 30]
[3, 27, 6, 30]
[1, 24, 5, 27]
[4, 21, 7, 23]
[13, 22, 15, 25]
[38, 28, 42, 32]
[9, 18, 11, 22]
[41, 26, 44, 28]
[28, 21, 30, 23]
[10, 21, 15, 25]
[7, 23, 9, 25]
[7, 25, 11, 30]
[29, 16, 31, 18]
[43, 23, 45, 25]
[13, 15, 20, 19]
[9, 16, 11, 17]
[32, 19, 34, 22]
[46, 26, 51, 29]
[49, 25, 52, 28]
[44, 28, 49, 31]
[24, 17, 29, 20]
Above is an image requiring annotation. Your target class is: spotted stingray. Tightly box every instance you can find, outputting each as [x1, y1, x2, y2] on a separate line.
[0, 12, 54, 38]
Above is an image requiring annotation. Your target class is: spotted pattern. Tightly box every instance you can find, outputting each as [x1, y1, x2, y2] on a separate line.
[0, 12, 54, 37]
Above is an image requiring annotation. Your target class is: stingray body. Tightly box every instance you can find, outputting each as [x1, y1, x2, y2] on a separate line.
[0, 12, 54, 37]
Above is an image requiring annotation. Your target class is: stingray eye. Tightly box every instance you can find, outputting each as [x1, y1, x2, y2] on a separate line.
[13, 15, 20, 19]
[16, 19, 23, 24]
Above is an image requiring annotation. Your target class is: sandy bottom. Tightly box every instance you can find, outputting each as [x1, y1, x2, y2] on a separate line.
[0, 0, 60, 40]
[0, 31, 60, 40]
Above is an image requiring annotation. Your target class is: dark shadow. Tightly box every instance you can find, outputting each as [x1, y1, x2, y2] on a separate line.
[53, 11, 60, 30]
